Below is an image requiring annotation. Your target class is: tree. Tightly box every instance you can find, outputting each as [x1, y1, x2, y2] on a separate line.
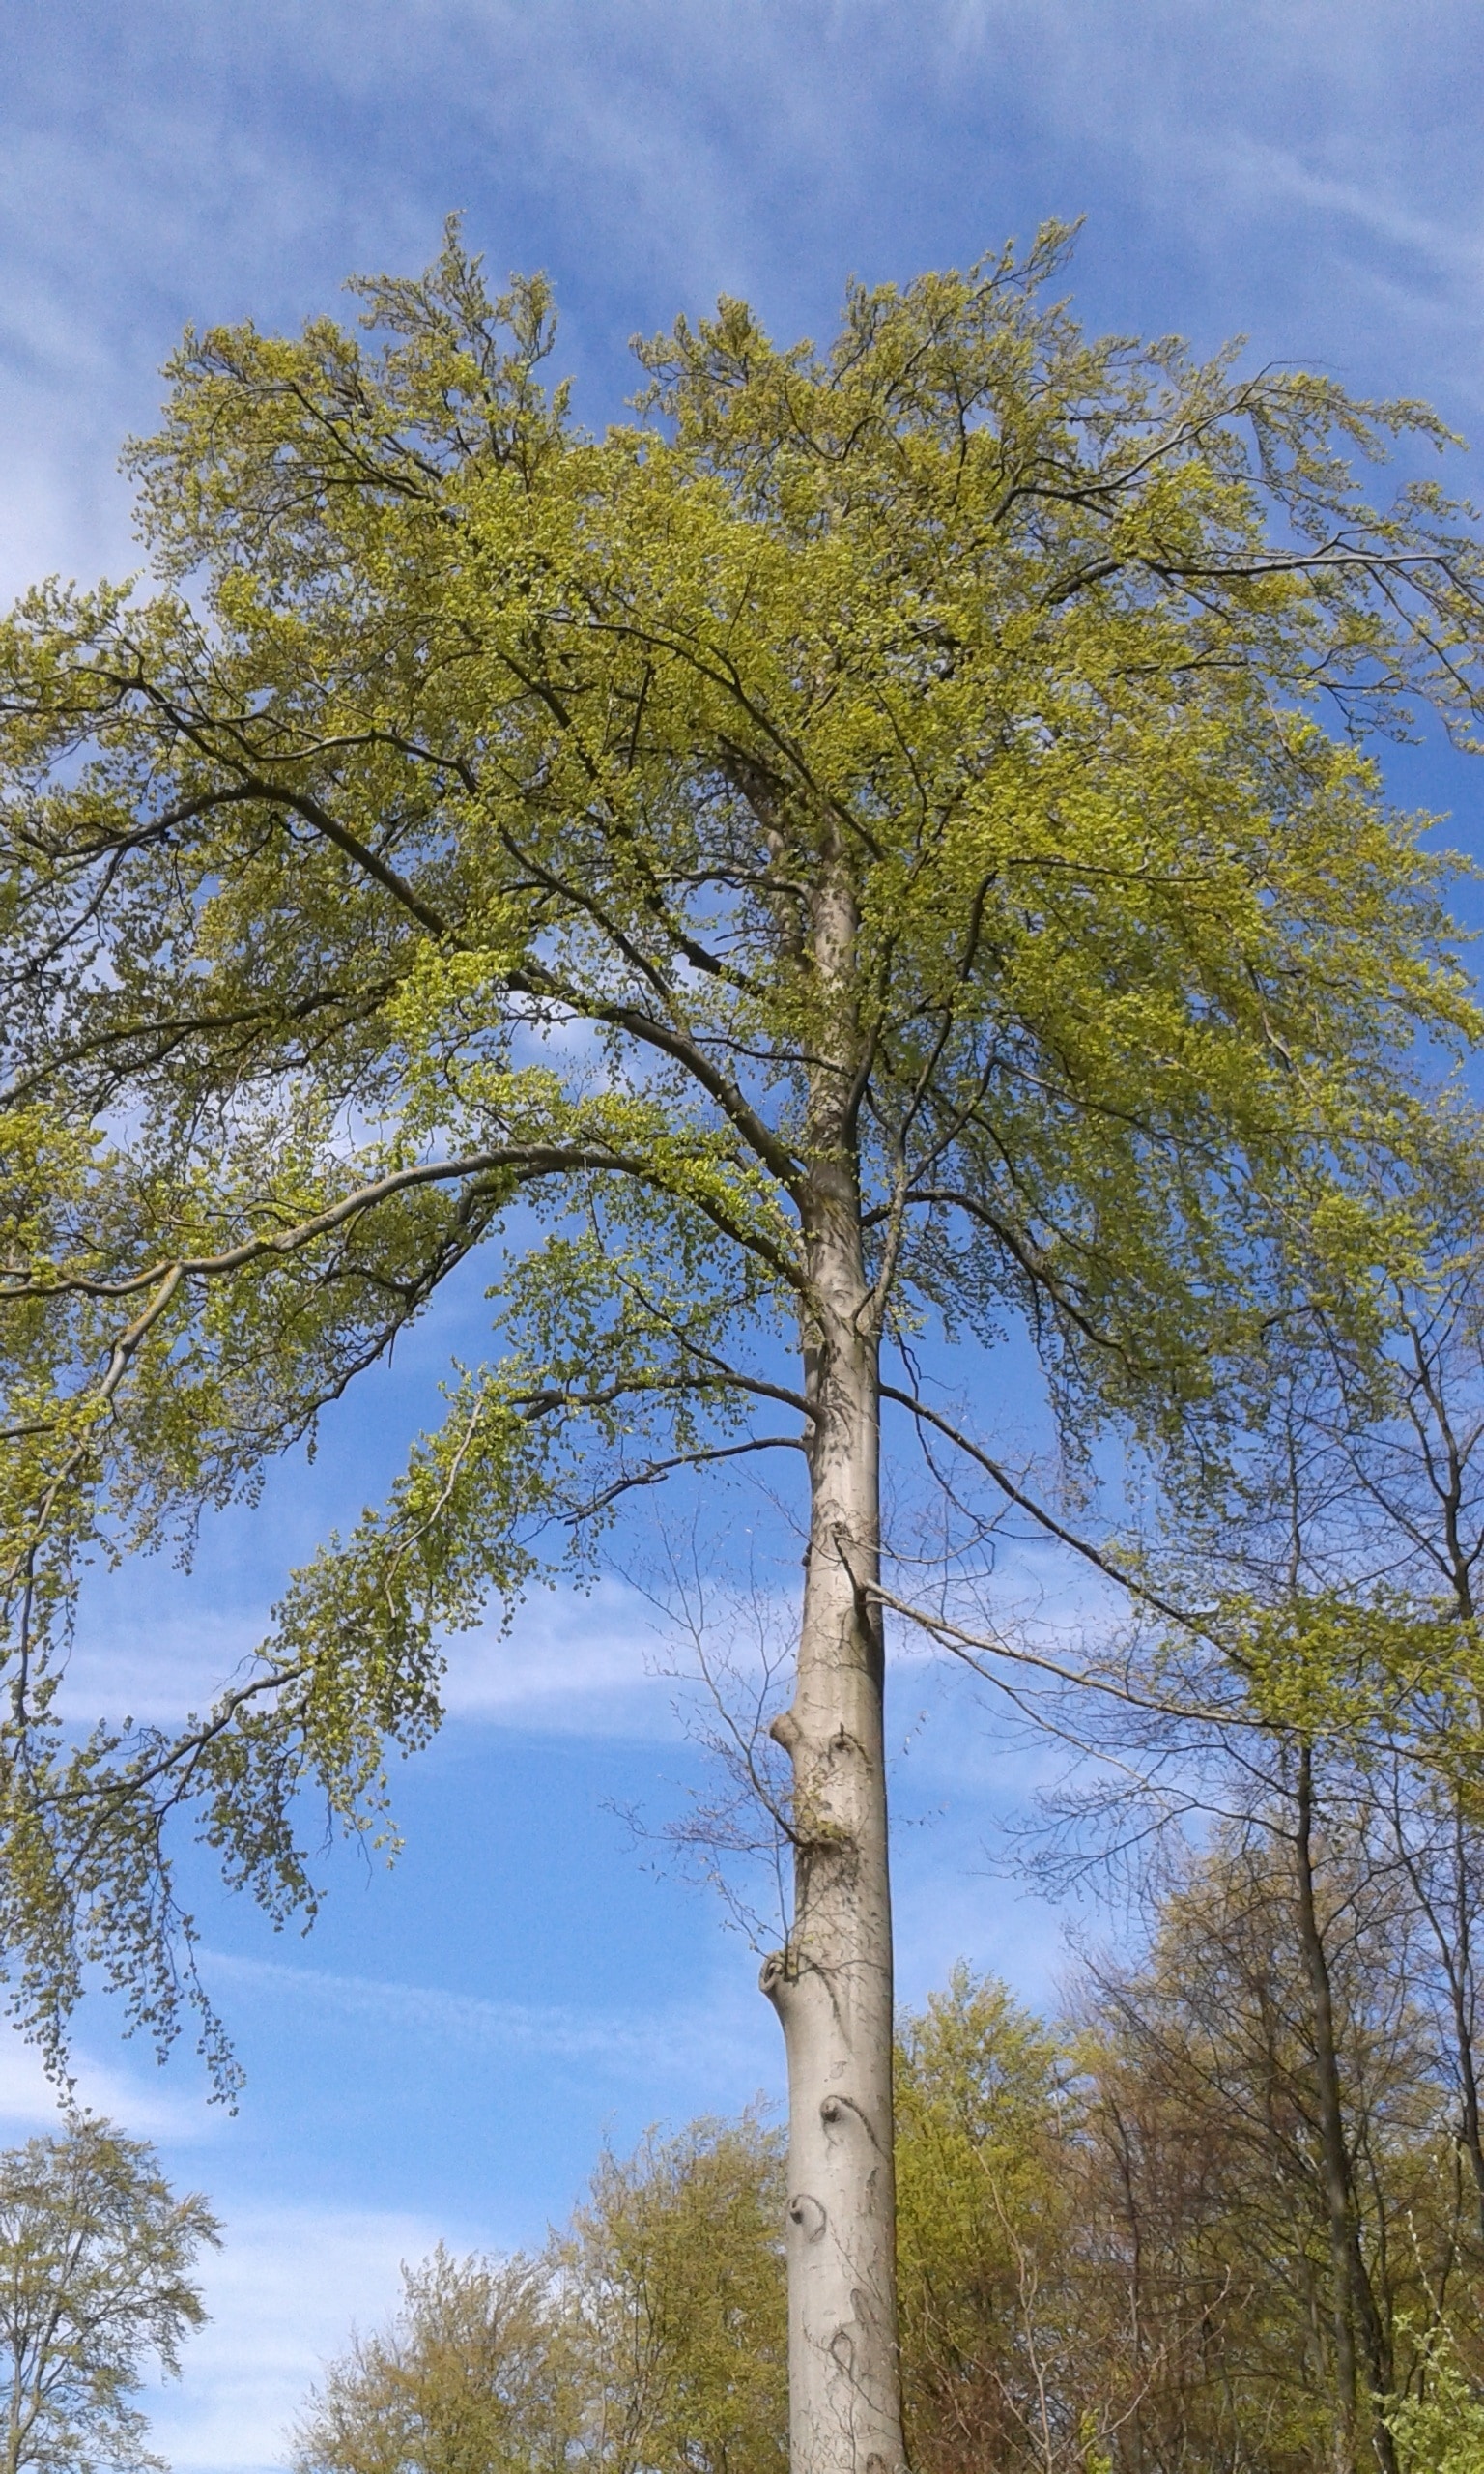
[0, 2116, 217, 2474]
[4, 220, 1484, 2474]
[894, 1969, 1074, 2474]
[1298, 1177, 1484, 2258]
[294, 2115, 785, 2474]
[292, 2246, 581, 2474]
[557, 2113, 787, 2474]
[1055, 1158, 1484, 2472]
[1071, 1822, 1465, 2474]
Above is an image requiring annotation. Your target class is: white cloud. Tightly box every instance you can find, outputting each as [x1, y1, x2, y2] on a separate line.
[143, 2201, 455, 2474]
[201, 1948, 776, 2088]
[56, 1574, 678, 1738]
[0, 2023, 221, 2145]
[439, 1584, 675, 1730]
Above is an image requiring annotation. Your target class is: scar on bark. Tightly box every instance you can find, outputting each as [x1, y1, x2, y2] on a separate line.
[819, 2092, 884, 2148]
[787, 2192, 828, 2240]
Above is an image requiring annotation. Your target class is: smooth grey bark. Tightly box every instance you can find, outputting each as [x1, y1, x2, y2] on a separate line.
[760, 852, 907, 2474]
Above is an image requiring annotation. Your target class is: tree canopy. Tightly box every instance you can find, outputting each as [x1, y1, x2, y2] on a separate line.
[2, 218, 1479, 2067]
[7, 217, 1484, 2474]
[0, 2117, 217, 2474]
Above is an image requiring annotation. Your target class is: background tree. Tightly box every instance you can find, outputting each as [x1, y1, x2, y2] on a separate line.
[1070, 1823, 1465, 2474]
[294, 1936, 1484, 2474]
[1301, 1175, 1484, 2259]
[557, 2113, 787, 2474]
[898, 1915, 1482, 2474]
[0, 2116, 217, 2474]
[294, 2116, 785, 2474]
[5, 222, 1484, 2474]
[292, 2247, 582, 2474]
[894, 1968, 1074, 2474]
[929, 1136, 1484, 2470]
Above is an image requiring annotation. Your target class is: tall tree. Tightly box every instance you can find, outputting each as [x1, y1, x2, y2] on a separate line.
[1113, 1154, 1484, 2460]
[557, 2113, 787, 2474]
[293, 2116, 785, 2474]
[1304, 1176, 1484, 2255]
[0, 2117, 217, 2474]
[292, 2247, 582, 2474]
[3, 222, 1484, 2473]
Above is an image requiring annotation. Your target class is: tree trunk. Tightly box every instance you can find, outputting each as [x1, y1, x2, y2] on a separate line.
[1292, 1747, 1398, 2474]
[763, 1255, 903, 2474]
[1444, 1798, 1484, 2252]
[760, 854, 906, 2474]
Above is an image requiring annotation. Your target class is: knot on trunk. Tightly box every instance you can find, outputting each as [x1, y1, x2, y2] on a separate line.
[758, 1946, 795, 2009]
[787, 2191, 827, 2242]
[821, 2090, 885, 2149]
[768, 1707, 802, 1756]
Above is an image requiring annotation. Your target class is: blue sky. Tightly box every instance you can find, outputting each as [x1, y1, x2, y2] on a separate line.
[4, 5, 1484, 2467]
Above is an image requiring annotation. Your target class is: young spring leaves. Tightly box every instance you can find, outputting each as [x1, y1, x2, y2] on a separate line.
[0, 221, 1481, 2096]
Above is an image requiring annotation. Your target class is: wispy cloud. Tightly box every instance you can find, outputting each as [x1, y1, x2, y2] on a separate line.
[5, 0, 1484, 598]
[143, 2201, 455, 2474]
[440, 1585, 676, 1730]
[203, 1947, 774, 2087]
[56, 1573, 679, 1738]
[0, 2028, 217, 2144]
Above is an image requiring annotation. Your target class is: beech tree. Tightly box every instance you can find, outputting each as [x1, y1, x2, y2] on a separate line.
[0, 2119, 217, 2474]
[4, 223, 1484, 2474]
[293, 2118, 785, 2474]
[291, 2247, 582, 2474]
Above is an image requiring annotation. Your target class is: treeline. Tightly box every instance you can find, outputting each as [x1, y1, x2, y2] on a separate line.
[292, 1809, 1484, 2474]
